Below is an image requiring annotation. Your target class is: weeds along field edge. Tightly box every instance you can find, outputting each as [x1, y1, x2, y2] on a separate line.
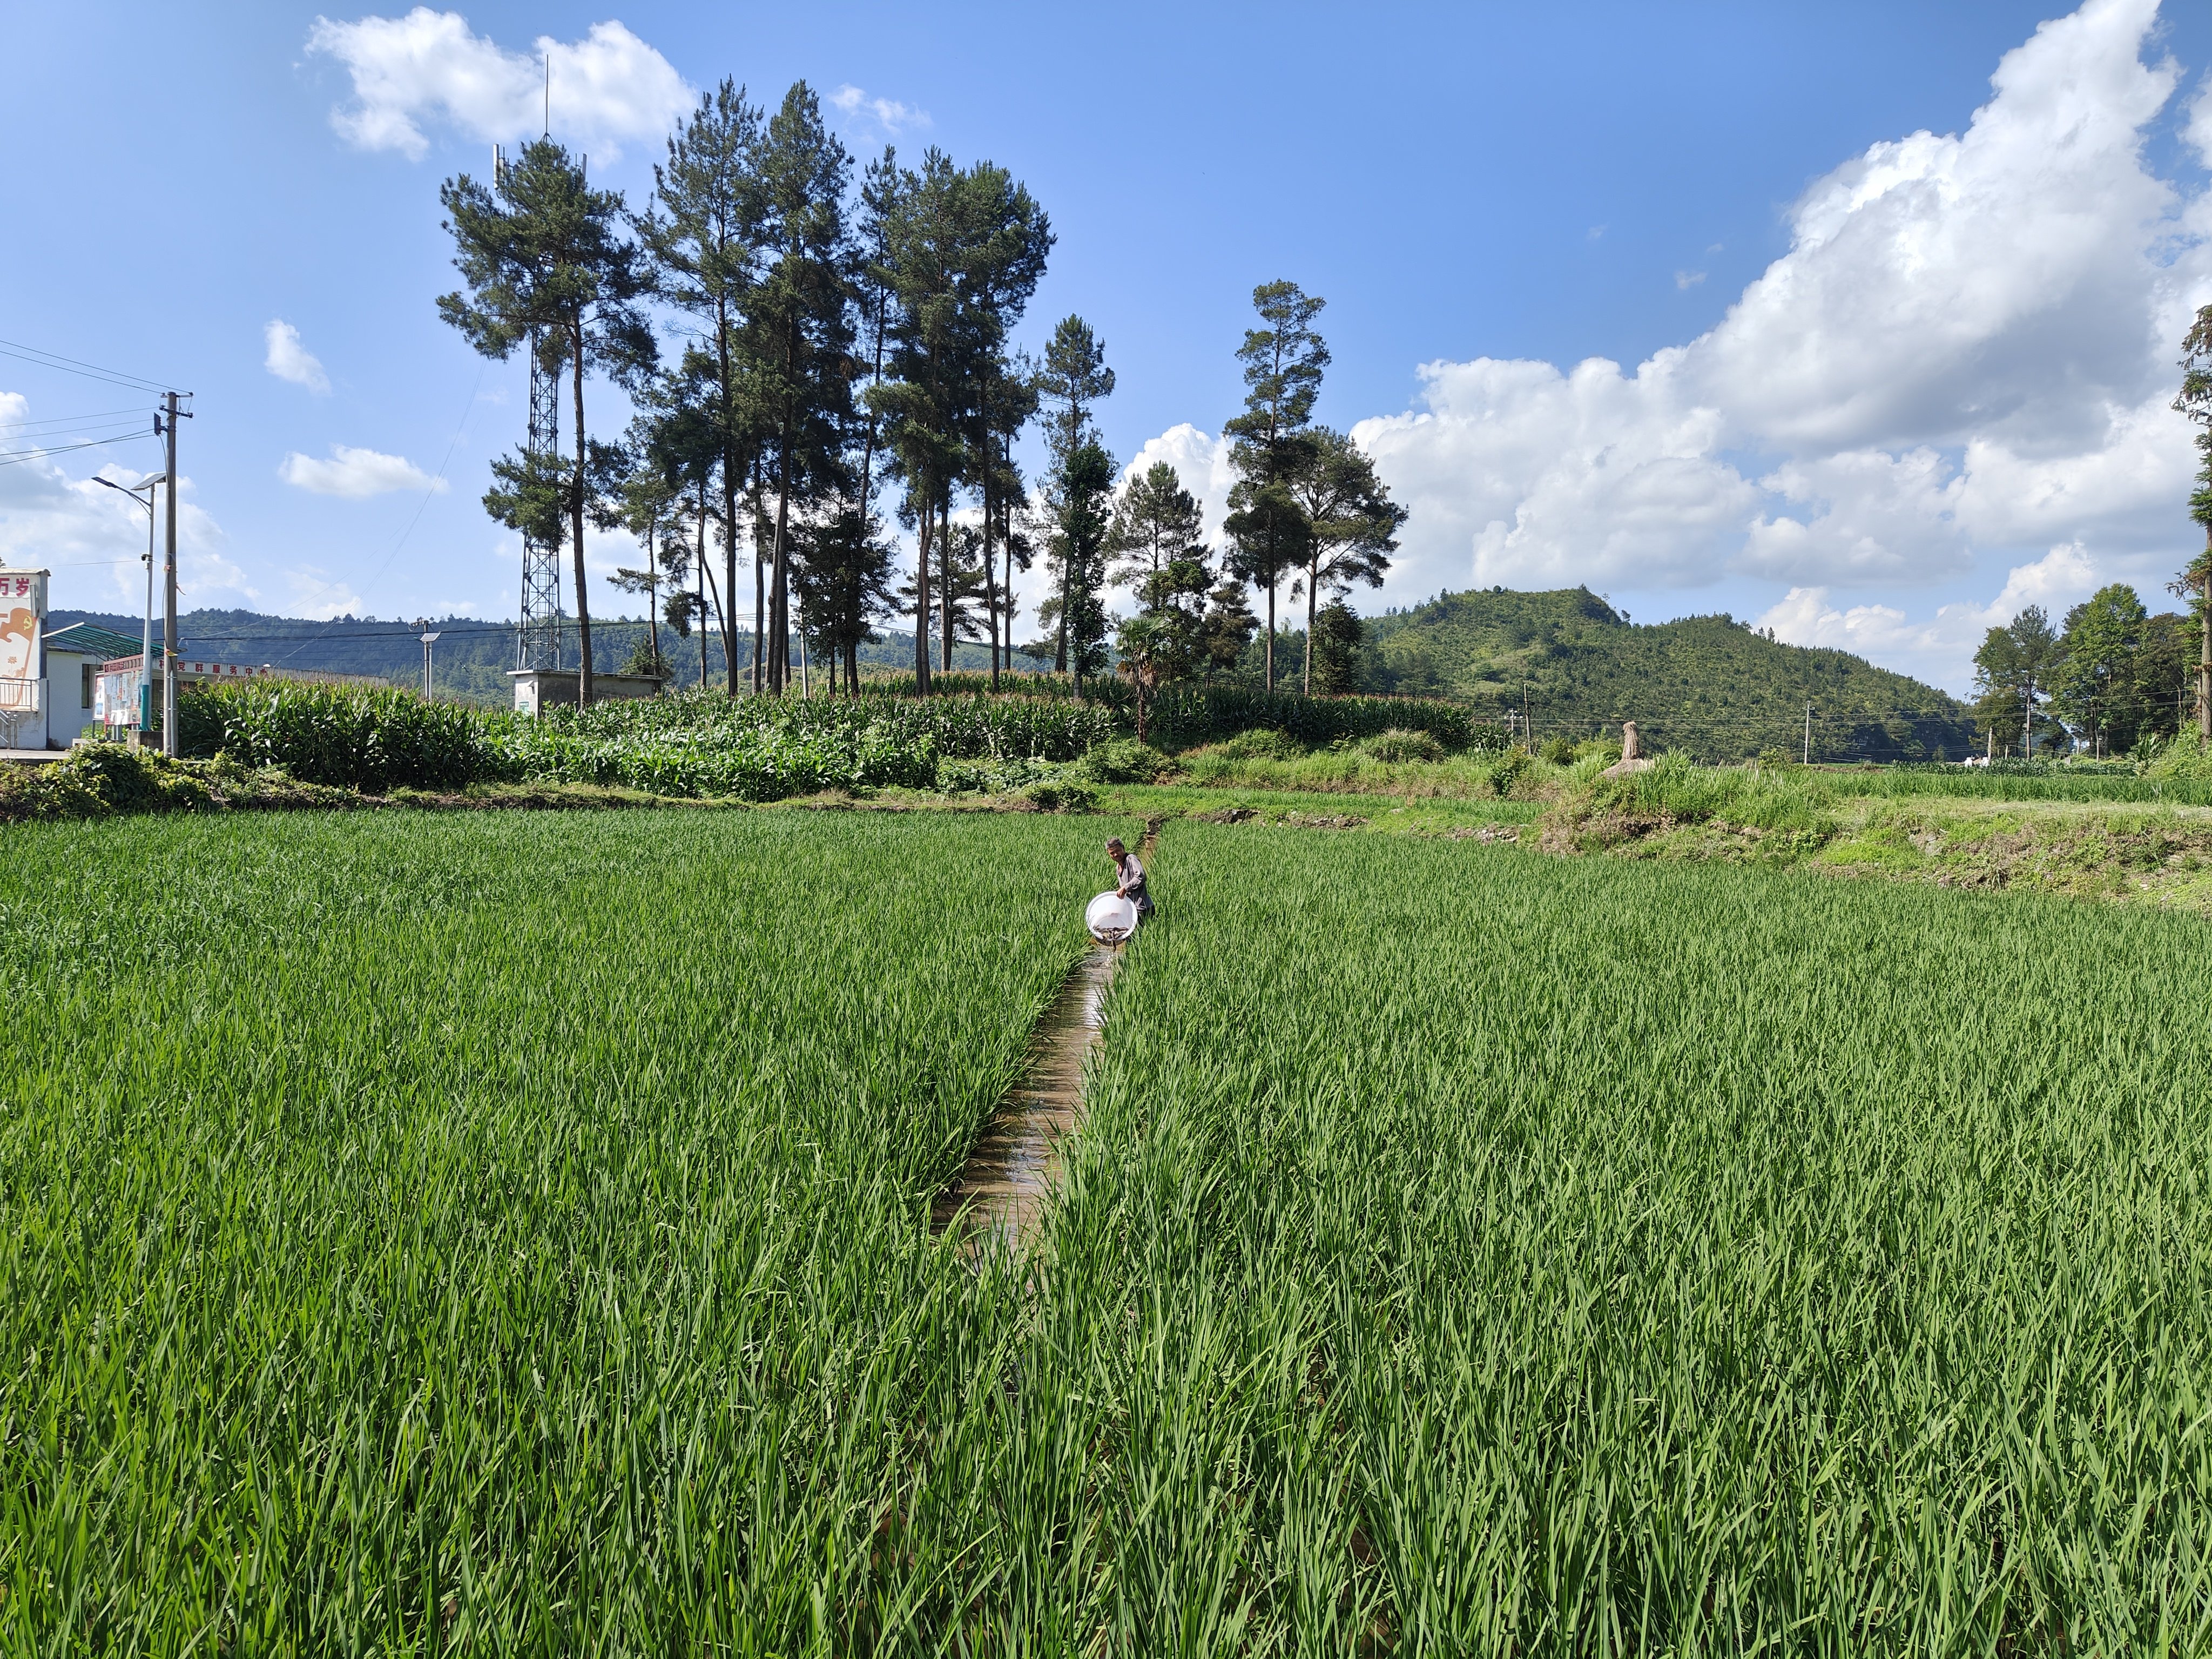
[0, 809, 1142, 1648]
[1044, 825, 2212, 1651]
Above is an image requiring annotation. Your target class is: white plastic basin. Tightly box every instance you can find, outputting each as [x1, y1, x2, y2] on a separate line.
[1086, 891, 1138, 943]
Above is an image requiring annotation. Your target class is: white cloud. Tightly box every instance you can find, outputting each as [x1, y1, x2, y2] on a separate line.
[1135, 0, 2212, 690]
[307, 10, 692, 161]
[1674, 270, 1705, 290]
[1755, 543, 2102, 686]
[1121, 423, 1237, 538]
[0, 395, 251, 610]
[264, 320, 330, 394]
[282, 567, 368, 620]
[828, 83, 929, 135]
[279, 444, 444, 498]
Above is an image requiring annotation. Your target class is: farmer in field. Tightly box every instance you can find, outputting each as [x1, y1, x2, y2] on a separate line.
[1107, 837, 1153, 923]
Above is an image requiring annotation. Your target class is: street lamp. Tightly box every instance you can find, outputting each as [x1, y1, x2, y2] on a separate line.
[93, 472, 167, 738]
[416, 618, 442, 699]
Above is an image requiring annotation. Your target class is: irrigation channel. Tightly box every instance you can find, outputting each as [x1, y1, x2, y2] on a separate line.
[935, 828, 1157, 1248]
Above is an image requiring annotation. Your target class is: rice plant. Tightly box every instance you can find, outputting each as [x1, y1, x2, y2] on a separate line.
[1041, 827, 2212, 1653]
[0, 810, 1131, 1650]
[8, 812, 2208, 1651]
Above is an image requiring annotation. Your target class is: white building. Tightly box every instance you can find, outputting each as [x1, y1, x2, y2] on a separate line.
[44, 621, 142, 747]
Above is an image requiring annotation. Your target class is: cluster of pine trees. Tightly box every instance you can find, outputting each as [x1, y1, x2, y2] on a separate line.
[1971, 591, 2196, 758]
[434, 85, 1407, 706]
[1971, 307, 2212, 759]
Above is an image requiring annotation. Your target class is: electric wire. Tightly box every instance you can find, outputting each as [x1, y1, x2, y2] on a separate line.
[0, 407, 152, 434]
[267, 362, 490, 667]
[0, 434, 155, 468]
[0, 338, 178, 394]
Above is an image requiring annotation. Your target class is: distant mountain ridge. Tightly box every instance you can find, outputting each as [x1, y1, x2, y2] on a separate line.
[48, 608, 1050, 706]
[1357, 586, 1974, 761]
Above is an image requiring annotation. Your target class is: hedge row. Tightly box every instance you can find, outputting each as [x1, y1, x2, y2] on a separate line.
[171, 679, 1499, 799]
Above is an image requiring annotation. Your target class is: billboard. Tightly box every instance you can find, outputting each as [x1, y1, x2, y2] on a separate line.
[0, 568, 47, 719]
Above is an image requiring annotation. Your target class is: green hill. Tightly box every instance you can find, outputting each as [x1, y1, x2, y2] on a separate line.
[1356, 586, 1974, 762]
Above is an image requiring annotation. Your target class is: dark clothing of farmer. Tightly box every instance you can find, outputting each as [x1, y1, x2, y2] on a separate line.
[1107, 838, 1153, 920]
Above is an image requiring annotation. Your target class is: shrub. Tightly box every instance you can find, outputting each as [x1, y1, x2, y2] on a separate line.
[1363, 728, 1447, 765]
[1539, 737, 1576, 766]
[1080, 738, 1174, 784]
[1017, 777, 1099, 813]
[1213, 728, 1307, 761]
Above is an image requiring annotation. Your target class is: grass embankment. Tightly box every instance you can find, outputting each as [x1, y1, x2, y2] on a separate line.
[0, 810, 1138, 1647]
[1057, 826, 2212, 1649]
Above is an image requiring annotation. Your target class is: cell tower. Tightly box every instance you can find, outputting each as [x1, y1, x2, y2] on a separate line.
[518, 332, 563, 671]
[496, 140, 564, 672]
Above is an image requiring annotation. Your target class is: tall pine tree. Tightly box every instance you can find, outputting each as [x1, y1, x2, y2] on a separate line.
[441, 138, 653, 705]
[1222, 281, 1328, 691]
[642, 80, 765, 694]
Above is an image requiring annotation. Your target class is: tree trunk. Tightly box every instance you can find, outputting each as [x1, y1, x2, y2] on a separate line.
[913, 497, 933, 693]
[570, 319, 594, 707]
[717, 301, 741, 698]
[1264, 578, 1276, 691]
[983, 461, 999, 693]
[1303, 557, 1319, 695]
[771, 301, 800, 696]
[646, 523, 662, 674]
[702, 544, 729, 678]
[1055, 554, 1069, 675]
[696, 486, 709, 689]
[2200, 545, 2210, 742]
[939, 497, 955, 673]
[751, 464, 766, 694]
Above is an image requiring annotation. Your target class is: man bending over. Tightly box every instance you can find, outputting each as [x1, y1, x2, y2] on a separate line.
[1107, 837, 1153, 923]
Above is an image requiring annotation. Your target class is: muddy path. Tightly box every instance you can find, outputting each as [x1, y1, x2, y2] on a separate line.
[934, 827, 1158, 1249]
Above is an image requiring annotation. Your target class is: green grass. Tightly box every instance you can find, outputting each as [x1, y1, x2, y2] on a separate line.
[10, 812, 2212, 1649]
[1044, 827, 2212, 1651]
[0, 809, 1135, 1649]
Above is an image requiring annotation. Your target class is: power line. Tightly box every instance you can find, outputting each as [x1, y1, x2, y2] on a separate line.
[0, 419, 158, 445]
[0, 433, 156, 468]
[0, 337, 178, 395]
[0, 406, 151, 433]
[267, 363, 488, 667]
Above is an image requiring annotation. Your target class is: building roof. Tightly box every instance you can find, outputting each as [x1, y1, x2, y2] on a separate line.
[46, 621, 145, 660]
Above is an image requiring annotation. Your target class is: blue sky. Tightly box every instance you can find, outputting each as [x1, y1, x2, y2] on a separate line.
[5, 1, 2211, 690]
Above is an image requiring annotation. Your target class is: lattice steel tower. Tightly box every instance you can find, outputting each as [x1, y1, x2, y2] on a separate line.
[496, 142, 563, 672]
[517, 333, 563, 671]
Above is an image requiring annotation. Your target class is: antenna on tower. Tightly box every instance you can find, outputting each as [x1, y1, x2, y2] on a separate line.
[543, 51, 550, 138]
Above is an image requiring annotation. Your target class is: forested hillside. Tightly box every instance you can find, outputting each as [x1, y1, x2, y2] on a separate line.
[1357, 586, 1974, 761]
[50, 609, 1049, 706]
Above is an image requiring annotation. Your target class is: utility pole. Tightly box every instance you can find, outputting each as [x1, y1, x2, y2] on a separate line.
[417, 621, 441, 698]
[161, 390, 186, 758]
[1803, 702, 1812, 766]
[2200, 553, 2210, 743]
[2022, 682, 2033, 761]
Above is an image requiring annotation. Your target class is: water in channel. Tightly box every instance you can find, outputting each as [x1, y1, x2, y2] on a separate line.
[933, 940, 1123, 1249]
[935, 830, 1155, 1250]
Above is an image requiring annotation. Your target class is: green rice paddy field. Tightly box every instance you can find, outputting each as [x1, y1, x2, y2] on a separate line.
[5, 812, 2211, 1653]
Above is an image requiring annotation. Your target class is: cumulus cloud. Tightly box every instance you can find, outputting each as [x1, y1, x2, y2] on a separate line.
[828, 84, 929, 135]
[1095, 0, 2212, 690]
[279, 444, 444, 497]
[0, 396, 250, 608]
[1755, 544, 2101, 685]
[264, 320, 330, 393]
[307, 10, 692, 161]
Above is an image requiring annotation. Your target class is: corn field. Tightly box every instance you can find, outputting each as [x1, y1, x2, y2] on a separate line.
[3, 812, 2207, 1651]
